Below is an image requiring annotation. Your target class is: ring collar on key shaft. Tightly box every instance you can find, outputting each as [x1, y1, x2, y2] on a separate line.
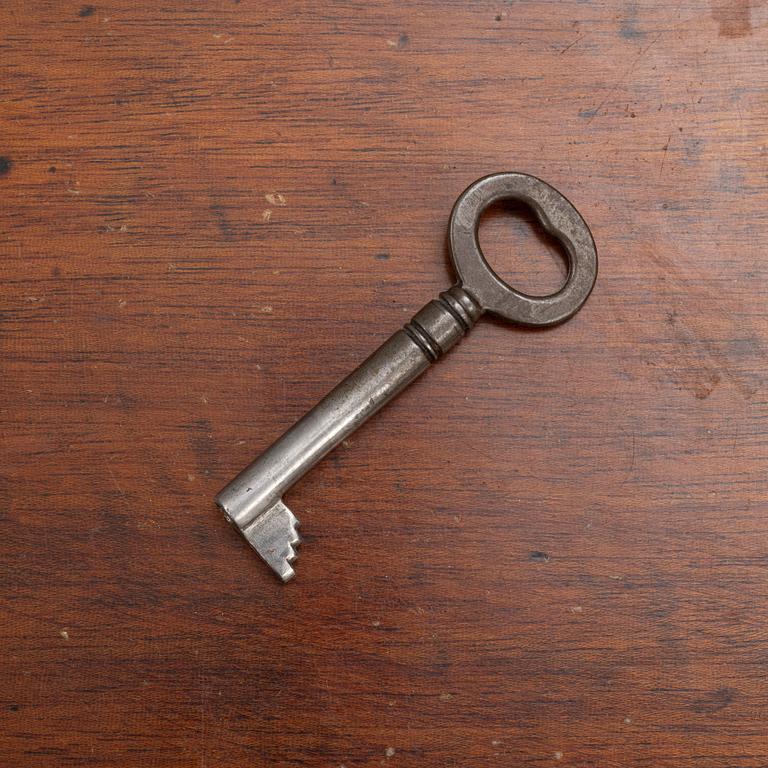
[449, 173, 598, 327]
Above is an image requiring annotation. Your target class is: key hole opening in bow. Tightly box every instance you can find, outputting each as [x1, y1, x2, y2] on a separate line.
[478, 200, 569, 297]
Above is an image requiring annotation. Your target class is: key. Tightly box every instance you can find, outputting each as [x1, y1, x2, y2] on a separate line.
[216, 173, 598, 581]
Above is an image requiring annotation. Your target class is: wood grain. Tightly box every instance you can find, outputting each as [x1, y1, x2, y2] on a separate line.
[2, 1, 767, 765]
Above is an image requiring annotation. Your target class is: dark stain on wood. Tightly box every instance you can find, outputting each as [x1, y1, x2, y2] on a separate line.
[619, 0, 644, 39]
[689, 687, 737, 714]
[711, 0, 752, 38]
[209, 203, 236, 242]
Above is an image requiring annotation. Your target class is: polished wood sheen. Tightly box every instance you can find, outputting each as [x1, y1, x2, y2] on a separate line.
[2, 1, 767, 765]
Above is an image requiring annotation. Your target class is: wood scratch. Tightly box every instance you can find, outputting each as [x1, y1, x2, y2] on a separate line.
[659, 133, 672, 178]
[560, 34, 585, 54]
[587, 31, 663, 123]
[107, 466, 125, 496]
[620, 429, 637, 485]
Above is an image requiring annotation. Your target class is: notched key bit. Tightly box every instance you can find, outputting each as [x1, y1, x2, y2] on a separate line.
[240, 500, 299, 582]
[216, 173, 598, 581]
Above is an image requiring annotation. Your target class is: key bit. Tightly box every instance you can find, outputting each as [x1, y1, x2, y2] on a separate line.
[216, 172, 598, 581]
[240, 500, 300, 582]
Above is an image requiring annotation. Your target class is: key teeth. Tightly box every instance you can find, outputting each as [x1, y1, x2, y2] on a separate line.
[241, 499, 301, 582]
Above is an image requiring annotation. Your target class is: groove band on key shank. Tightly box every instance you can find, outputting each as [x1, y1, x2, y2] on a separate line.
[403, 287, 482, 362]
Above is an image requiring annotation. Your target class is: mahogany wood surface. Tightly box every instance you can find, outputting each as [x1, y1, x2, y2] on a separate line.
[2, 1, 767, 765]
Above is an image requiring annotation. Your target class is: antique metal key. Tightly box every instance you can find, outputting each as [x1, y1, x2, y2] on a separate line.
[216, 173, 598, 581]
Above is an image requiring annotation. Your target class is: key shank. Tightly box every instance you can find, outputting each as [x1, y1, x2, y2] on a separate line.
[215, 285, 481, 579]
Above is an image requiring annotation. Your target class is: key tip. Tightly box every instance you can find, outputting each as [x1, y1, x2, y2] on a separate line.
[240, 499, 301, 582]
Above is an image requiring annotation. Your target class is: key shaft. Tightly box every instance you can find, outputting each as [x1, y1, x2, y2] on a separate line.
[216, 287, 481, 579]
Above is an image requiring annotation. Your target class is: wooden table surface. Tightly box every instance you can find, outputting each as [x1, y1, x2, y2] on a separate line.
[2, 1, 767, 765]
